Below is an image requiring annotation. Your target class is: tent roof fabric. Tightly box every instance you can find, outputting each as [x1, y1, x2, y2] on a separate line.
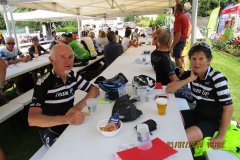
[221, 3, 240, 14]
[5, 0, 176, 17]
[8, 10, 80, 22]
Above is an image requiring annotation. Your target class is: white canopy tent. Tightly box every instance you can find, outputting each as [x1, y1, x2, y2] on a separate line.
[8, 10, 80, 22]
[6, 0, 176, 18]
[1, 0, 199, 45]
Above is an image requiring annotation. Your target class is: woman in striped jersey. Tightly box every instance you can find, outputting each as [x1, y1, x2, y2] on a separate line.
[166, 42, 233, 149]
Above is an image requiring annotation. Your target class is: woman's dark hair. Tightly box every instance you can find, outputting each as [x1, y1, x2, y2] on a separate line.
[188, 43, 212, 61]
[125, 29, 132, 37]
[107, 31, 115, 42]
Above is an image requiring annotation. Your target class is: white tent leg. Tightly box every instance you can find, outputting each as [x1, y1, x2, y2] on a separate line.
[2, 4, 12, 36]
[191, 0, 198, 45]
[77, 15, 81, 41]
[9, 6, 19, 49]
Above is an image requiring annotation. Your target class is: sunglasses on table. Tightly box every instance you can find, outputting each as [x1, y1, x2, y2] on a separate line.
[7, 42, 15, 45]
[192, 42, 211, 49]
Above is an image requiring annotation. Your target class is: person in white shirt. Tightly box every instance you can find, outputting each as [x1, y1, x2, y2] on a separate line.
[97, 31, 108, 46]
[121, 27, 138, 51]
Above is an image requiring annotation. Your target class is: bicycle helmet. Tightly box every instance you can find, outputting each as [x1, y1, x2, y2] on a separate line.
[95, 73, 128, 100]
[132, 75, 156, 93]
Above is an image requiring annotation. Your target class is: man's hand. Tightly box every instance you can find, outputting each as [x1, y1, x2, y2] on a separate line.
[66, 108, 89, 125]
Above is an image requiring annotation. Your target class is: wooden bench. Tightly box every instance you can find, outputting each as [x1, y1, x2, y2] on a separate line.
[0, 103, 24, 123]
[29, 145, 48, 160]
[9, 89, 34, 106]
[0, 89, 33, 123]
[205, 149, 239, 160]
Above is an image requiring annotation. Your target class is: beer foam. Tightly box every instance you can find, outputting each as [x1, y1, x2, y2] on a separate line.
[156, 97, 168, 105]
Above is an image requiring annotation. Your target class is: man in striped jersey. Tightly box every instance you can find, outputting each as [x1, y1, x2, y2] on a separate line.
[28, 44, 100, 147]
[166, 42, 233, 148]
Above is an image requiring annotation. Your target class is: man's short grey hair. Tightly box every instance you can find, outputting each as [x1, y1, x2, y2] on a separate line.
[5, 37, 15, 43]
[184, 2, 191, 11]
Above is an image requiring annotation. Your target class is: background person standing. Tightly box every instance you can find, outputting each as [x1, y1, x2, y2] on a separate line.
[170, 2, 191, 68]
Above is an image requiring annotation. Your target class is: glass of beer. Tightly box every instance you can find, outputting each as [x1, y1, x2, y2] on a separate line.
[156, 97, 168, 115]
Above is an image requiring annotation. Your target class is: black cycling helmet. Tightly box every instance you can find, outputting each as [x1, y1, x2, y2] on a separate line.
[132, 75, 156, 93]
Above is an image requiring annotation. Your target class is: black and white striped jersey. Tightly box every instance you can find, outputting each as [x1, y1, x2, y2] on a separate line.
[30, 70, 93, 134]
[182, 66, 232, 120]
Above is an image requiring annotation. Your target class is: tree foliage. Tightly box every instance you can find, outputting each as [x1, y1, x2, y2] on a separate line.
[55, 21, 78, 32]
[12, 7, 42, 31]
[124, 15, 136, 22]
[155, 14, 167, 26]
[181, 0, 238, 17]
[0, 13, 6, 30]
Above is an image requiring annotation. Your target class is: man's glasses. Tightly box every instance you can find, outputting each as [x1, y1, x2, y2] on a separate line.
[7, 42, 15, 45]
[192, 42, 211, 49]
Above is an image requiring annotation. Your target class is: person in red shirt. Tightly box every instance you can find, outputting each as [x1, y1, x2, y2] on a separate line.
[170, 2, 191, 68]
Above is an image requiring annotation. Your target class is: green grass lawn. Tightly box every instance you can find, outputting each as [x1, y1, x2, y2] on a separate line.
[211, 49, 240, 121]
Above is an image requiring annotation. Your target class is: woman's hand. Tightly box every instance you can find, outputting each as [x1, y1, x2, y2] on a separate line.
[209, 136, 224, 149]
[187, 70, 198, 82]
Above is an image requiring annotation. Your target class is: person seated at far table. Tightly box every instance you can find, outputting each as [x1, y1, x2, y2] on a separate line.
[166, 42, 233, 148]
[88, 31, 103, 55]
[115, 30, 122, 44]
[65, 32, 90, 65]
[28, 44, 100, 147]
[131, 28, 140, 41]
[28, 36, 49, 82]
[151, 28, 178, 85]
[97, 30, 109, 47]
[104, 31, 123, 66]
[28, 36, 48, 59]
[121, 27, 138, 51]
[0, 37, 32, 94]
[0, 32, 5, 45]
[0, 37, 31, 65]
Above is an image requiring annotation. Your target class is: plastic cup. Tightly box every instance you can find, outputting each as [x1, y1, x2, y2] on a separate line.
[137, 87, 147, 102]
[156, 97, 168, 115]
[141, 55, 146, 63]
[137, 124, 152, 150]
[86, 98, 97, 113]
[33, 54, 39, 61]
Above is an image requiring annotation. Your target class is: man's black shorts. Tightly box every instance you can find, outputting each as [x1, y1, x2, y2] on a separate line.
[181, 110, 220, 138]
[39, 128, 60, 148]
[173, 41, 186, 58]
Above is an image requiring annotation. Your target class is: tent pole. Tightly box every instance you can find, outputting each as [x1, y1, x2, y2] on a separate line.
[2, 4, 12, 36]
[191, 0, 198, 45]
[9, 6, 19, 49]
[77, 15, 81, 41]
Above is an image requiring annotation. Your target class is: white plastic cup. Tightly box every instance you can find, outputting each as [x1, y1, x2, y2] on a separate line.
[137, 124, 152, 150]
[33, 53, 39, 61]
[141, 55, 146, 63]
[137, 87, 147, 102]
[86, 98, 97, 113]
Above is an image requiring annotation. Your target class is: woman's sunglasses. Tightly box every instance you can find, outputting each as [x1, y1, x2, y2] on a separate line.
[192, 42, 211, 49]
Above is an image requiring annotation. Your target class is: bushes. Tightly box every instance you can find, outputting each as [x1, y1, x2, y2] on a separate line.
[211, 34, 240, 57]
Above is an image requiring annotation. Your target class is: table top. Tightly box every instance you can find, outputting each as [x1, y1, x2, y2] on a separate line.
[6, 54, 50, 80]
[41, 44, 193, 160]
